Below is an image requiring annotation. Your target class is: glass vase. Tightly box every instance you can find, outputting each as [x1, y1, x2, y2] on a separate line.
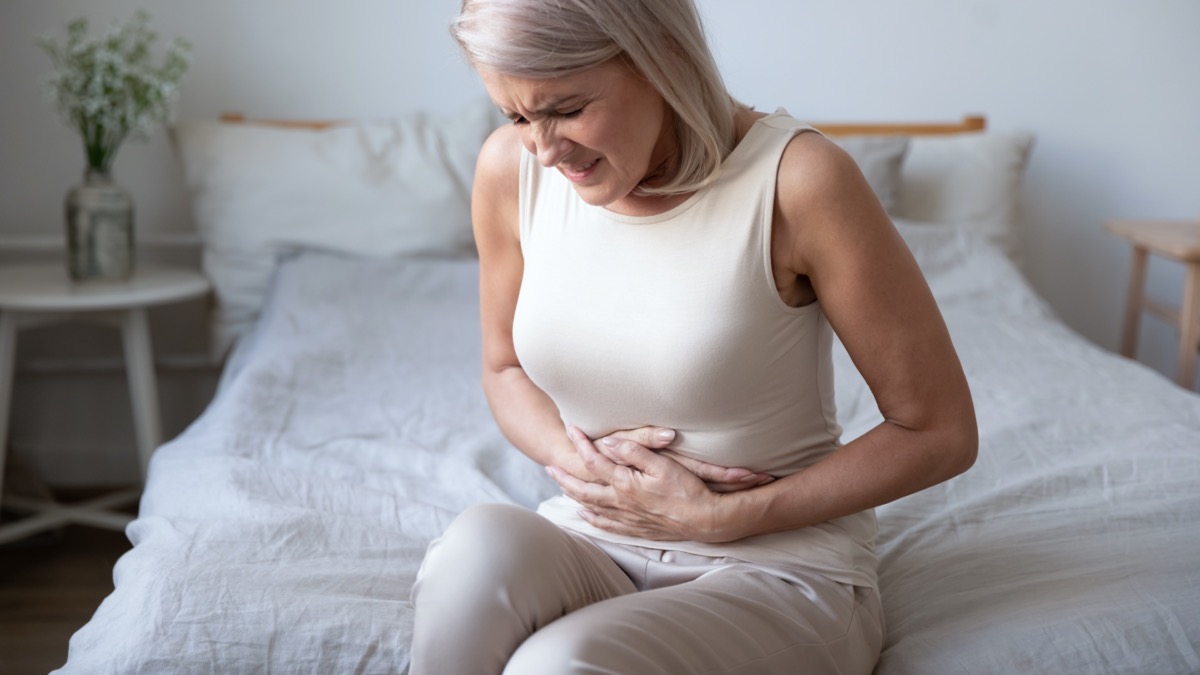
[64, 168, 135, 281]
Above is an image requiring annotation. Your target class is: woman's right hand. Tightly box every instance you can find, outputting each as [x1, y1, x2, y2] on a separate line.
[587, 427, 775, 493]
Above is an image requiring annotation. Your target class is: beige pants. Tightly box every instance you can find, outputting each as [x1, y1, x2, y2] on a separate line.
[410, 503, 883, 675]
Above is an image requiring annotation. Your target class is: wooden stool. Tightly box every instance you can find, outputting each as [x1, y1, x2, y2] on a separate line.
[1106, 219, 1200, 390]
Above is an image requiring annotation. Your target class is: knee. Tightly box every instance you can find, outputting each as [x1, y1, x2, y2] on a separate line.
[505, 619, 665, 675]
[411, 504, 557, 674]
[412, 503, 554, 608]
[420, 503, 549, 572]
[427, 503, 528, 554]
[504, 625, 613, 675]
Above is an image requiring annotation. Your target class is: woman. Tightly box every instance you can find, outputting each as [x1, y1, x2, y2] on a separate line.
[411, 1, 978, 673]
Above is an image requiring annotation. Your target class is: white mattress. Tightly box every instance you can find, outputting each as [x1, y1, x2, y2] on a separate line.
[57, 225, 1200, 674]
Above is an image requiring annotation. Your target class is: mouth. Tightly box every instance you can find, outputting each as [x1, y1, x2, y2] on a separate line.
[561, 158, 600, 183]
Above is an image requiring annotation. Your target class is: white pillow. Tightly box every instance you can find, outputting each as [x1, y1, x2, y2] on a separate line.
[893, 132, 1035, 261]
[832, 135, 909, 214]
[172, 99, 507, 356]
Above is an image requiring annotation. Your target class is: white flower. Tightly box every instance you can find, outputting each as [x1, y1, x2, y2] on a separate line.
[39, 10, 191, 172]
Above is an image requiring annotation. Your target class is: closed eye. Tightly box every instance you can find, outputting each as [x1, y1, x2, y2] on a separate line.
[506, 105, 583, 126]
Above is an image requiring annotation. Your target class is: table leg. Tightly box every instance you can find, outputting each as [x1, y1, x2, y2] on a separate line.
[121, 308, 162, 483]
[1178, 262, 1200, 390]
[0, 312, 16, 509]
[1120, 246, 1149, 358]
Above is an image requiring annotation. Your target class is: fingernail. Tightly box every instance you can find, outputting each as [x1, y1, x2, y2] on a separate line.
[656, 429, 675, 442]
[545, 466, 558, 478]
[601, 437, 619, 447]
[567, 426, 582, 441]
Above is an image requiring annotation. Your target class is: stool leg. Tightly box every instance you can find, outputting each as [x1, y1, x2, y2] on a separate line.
[121, 308, 162, 483]
[1178, 262, 1200, 390]
[0, 312, 17, 508]
[1120, 246, 1149, 358]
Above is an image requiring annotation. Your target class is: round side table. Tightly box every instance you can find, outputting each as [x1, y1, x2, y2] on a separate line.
[0, 263, 210, 544]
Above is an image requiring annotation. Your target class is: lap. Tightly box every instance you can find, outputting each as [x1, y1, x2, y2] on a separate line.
[414, 505, 883, 675]
[506, 547, 883, 675]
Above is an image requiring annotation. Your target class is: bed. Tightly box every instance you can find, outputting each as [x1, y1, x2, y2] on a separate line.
[55, 101, 1200, 674]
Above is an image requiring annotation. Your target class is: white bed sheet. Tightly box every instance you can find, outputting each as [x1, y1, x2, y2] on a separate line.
[57, 226, 1200, 674]
[841, 224, 1200, 673]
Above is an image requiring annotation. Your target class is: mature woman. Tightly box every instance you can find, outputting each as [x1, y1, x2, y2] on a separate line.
[410, 1, 977, 673]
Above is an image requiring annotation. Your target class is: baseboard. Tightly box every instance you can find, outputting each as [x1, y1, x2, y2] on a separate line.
[16, 353, 221, 376]
[0, 232, 202, 252]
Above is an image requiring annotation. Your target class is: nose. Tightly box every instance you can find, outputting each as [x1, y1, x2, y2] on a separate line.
[532, 123, 572, 168]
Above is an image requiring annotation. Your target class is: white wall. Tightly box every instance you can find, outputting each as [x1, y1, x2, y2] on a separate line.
[700, 0, 1200, 383]
[2, 1, 1198, 484]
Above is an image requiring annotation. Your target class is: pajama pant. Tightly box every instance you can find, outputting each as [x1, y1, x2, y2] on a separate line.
[410, 503, 883, 675]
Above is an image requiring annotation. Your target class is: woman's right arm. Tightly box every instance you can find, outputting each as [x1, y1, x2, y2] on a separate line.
[474, 124, 596, 478]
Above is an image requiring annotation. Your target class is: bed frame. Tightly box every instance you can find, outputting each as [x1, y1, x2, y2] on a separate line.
[813, 115, 985, 136]
[218, 112, 988, 137]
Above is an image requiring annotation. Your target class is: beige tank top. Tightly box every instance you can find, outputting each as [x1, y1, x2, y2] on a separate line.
[514, 111, 877, 588]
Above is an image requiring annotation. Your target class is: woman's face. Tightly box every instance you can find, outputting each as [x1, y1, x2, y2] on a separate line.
[479, 58, 677, 212]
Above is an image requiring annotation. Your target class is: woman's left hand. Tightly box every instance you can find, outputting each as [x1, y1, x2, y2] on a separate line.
[545, 425, 734, 542]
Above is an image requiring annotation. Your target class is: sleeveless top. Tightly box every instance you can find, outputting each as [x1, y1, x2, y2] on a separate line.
[513, 111, 878, 589]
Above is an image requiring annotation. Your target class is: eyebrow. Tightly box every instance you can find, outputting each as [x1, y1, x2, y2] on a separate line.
[499, 96, 584, 121]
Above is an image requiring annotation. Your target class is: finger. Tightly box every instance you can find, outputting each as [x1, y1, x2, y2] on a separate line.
[568, 426, 618, 480]
[604, 426, 677, 450]
[599, 438, 673, 478]
[659, 450, 770, 484]
[706, 475, 775, 493]
[579, 509, 681, 541]
[662, 451, 752, 482]
[546, 466, 612, 507]
[592, 436, 632, 466]
[578, 509, 639, 536]
[556, 460, 609, 487]
[578, 507, 642, 532]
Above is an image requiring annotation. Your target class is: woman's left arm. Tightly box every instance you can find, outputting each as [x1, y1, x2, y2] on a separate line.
[549, 132, 977, 543]
[704, 131, 978, 541]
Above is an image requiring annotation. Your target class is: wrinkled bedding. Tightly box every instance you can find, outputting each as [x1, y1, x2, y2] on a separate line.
[58, 224, 1200, 674]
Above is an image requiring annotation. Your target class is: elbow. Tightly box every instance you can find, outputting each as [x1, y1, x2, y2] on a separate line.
[954, 425, 979, 477]
[911, 403, 977, 483]
[930, 382, 979, 479]
[943, 411, 979, 479]
[891, 396, 978, 482]
[481, 361, 514, 392]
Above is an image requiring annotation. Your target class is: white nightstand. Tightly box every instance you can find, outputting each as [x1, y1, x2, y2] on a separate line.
[0, 263, 210, 544]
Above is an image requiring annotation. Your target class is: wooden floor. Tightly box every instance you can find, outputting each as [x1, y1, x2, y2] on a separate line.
[0, 486, 134, 675]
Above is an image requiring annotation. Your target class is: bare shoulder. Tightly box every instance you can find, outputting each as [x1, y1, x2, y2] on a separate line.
[476, 123, 524, 201]
[776, 131, 871, 220]
[773, 129, 895, 275]
[473, 123, 524, 240]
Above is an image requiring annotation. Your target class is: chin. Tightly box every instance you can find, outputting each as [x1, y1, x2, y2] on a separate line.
[570, 184, 624, 208]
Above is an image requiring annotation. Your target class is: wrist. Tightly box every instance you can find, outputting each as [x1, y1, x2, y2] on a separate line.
[547, 437, 595, 482]
[698, 491, 749, 543]
[704, 477, 791, 543]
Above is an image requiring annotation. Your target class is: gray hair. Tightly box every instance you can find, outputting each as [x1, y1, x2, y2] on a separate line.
[451, 0, 742, 196]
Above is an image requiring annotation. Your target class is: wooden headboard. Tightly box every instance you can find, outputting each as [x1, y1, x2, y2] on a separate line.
[218, 113, 342, 130]
[813, 115, 986, 137]
[219, 112, 987, 136]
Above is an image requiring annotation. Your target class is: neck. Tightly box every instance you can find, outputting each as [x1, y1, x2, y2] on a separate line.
[636, 111, 681, 194]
